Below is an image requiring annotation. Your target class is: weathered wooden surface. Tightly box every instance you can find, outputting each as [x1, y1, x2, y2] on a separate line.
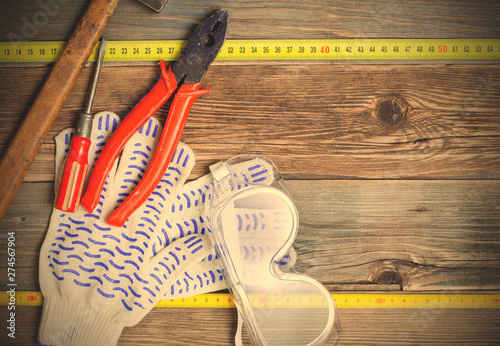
[4, 306, 500, 345]
[1, 180, 499, 291]
[1, 0, 499, 41]
[1, 64, 499, 181]
[0, 0, 499, 344]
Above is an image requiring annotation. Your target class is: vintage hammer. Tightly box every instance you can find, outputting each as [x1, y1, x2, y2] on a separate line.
[0, 0, 168, 222]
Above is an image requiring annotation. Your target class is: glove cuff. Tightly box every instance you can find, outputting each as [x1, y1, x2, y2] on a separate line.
[38, 295, 123, 346]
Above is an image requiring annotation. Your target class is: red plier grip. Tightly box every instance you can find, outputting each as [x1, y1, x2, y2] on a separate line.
[107, 83, 209, 226]
[81, 61, 209, 226]
[81, 61, 177, 214]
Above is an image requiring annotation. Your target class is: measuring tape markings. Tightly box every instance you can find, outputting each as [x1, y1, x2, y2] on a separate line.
[2, 291, 499, 309]
[1, 39, 500, 62]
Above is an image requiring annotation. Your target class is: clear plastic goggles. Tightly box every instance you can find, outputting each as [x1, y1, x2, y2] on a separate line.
[208, 155, 340, 345]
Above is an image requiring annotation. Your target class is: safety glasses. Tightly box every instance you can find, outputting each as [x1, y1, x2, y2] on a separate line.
[208, 155, 340, 345]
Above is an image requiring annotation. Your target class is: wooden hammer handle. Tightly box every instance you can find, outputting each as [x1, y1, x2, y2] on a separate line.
[0, 0, 120, 222]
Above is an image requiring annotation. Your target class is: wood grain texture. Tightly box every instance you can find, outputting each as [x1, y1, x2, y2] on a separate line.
[1, 0, 499, 42]
[1, 180, 498, 291]
[121, 307, 500, 345]
[1, 0, 499, 344]
[2, 306, 500, 345]
[290, 180, 500, 290]
[1, 64, 499, 181]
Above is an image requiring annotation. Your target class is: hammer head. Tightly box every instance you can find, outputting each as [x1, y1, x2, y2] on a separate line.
[138, 0, 168, 12]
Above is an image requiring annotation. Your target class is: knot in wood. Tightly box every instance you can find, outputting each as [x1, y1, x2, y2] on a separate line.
[377, 98, 407, 126]
[374, 269, 404, 284]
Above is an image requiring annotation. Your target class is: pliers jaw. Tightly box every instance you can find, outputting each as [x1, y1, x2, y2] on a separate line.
[172, 9, 229, 85]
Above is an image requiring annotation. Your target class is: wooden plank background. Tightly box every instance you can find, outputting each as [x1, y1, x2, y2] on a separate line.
[0, 0, 499, 344]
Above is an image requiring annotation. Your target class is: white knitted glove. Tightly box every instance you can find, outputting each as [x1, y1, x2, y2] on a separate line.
[39, 112, 296, 345]
[38, 112, 229, 346]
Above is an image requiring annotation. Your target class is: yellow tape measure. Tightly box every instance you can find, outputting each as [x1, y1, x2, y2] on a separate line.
[1, 39, 500, 62]
[2, 291, 499, 309]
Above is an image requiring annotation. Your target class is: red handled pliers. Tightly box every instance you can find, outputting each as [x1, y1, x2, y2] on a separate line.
[81, 10, 228, 226]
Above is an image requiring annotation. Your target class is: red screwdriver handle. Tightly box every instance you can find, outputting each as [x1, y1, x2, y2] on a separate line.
[55, 136, 91, 212]
[81, 61, 178, 214]
[106, 84, 210, 227]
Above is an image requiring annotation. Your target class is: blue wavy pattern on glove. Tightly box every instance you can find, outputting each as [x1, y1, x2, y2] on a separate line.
[49, 218, 220, 311]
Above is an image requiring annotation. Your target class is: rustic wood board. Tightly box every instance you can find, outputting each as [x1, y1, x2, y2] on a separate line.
[1, 63, 499, 181]
[1, 0, 499, 344]
[1, 180, 499, 291]
[1, 0, 499, 41]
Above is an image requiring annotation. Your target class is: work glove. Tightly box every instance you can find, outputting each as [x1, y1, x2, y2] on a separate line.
[38, 112, 230, 346]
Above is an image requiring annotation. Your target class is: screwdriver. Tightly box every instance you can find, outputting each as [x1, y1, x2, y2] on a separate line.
[55, 38, 107, 212]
